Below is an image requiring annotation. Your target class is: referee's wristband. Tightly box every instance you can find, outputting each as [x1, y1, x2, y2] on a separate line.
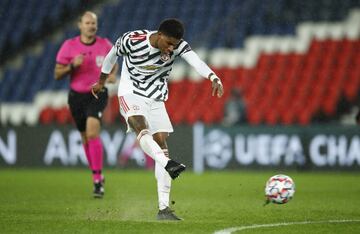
[69, 63, 75, 71]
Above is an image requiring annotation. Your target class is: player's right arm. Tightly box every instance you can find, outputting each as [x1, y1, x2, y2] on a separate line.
[181, 50, 224, 98]
[92, 46, 118, 98]
[92, 33, 130, 98]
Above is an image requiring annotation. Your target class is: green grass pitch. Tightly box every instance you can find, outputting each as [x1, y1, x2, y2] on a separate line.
[0, 169, 359, 233]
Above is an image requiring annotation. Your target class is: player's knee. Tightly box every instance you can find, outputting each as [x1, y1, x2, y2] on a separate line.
[137, 129, 151, 141]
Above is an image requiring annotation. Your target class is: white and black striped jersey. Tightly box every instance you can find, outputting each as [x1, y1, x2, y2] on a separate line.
[115, 30, 191, 101]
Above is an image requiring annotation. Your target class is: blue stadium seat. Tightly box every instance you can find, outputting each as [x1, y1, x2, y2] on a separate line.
[1, 0, 360, 104]
[1, 69, 20, 102]
[0, 0, 93, 64]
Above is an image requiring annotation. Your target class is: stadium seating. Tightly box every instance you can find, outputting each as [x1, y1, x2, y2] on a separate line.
[0, 0, 100, 64]
[0, 0, 359, 126]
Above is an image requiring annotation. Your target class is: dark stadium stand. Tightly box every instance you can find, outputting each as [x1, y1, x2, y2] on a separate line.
[0, 0, 100, 65]
[0, 0, 359, 126]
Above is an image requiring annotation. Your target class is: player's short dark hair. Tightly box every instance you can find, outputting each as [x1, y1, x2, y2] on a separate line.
[158, 18, 184, 39]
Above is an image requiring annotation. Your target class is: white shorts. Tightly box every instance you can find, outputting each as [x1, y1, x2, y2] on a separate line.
[118, 93, 174, 134]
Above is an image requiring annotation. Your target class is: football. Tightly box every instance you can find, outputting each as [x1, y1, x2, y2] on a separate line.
[265, 174, 295, 204]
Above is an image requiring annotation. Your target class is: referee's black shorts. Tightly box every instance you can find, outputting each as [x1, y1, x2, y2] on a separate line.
[68, 88, 108, 132]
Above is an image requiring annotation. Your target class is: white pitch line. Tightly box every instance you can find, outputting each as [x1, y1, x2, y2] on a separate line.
[214, 219, 360, 234]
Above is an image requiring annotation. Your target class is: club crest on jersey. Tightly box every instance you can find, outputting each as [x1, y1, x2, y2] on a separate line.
[96, 56, 105, 67]
[160, 53, 170, 62]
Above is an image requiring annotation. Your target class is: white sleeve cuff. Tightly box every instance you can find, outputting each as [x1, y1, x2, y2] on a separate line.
[209, 73, 219, 82]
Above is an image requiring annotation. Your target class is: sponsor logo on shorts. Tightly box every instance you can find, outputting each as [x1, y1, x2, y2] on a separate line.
[132, 105, 140, 111]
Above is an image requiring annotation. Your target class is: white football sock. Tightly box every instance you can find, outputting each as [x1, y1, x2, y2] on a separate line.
[155, 149, 172, 210]
[137, 129, 169, 168]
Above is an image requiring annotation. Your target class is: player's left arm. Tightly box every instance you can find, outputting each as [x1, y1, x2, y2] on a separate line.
[181, 50, 224, 98]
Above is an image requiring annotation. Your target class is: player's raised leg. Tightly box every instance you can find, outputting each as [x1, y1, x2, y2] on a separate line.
[128, 115, 185, 179]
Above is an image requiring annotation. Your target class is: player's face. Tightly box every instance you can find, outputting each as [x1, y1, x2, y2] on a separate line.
[79, 13, 98, 38]
[158, 34, 180, 54]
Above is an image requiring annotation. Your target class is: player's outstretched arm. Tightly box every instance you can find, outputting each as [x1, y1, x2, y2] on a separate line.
[182, 51, 224, 98]
[92, 46, 118, 98]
